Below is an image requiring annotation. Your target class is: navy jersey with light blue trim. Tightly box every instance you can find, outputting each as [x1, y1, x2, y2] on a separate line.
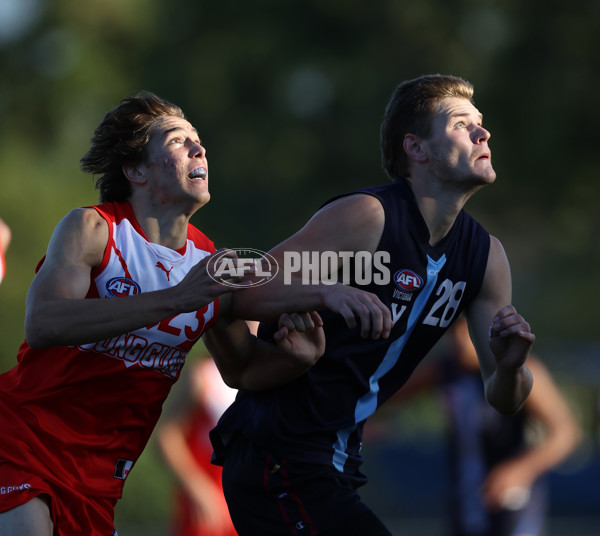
[211, 179, 490, 475]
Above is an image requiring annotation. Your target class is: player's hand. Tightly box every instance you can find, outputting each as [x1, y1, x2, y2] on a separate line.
[273, 311, 325, 369]
[320, 284, 392, 340]
[204, 248, 258, 287]
[481, 458, 535, 512]
[489, 305, 535, 371]
[175, 248, 255, 311]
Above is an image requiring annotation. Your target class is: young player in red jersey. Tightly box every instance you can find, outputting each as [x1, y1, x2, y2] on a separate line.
[0, 92, 389, 536]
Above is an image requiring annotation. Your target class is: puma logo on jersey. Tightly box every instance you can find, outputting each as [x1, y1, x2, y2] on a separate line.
[156, 261, 173, 280]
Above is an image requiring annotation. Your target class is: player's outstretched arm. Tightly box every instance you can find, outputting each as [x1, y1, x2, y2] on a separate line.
[467, 236, 534, 414]
[156, 368, 233, 532]
[231, 194, 393, 340]
[25, 209, 250, 348]
[204, 296, 325, 390]
[481, 355, 581, 510]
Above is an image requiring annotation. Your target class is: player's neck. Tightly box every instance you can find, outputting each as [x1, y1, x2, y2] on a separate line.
[405, 177, 474, 246]
[129, 198, 191, 249]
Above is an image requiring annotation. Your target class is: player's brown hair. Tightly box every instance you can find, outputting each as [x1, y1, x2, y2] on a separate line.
[81, 92, 186, 203]
[380, 74, 474, 180]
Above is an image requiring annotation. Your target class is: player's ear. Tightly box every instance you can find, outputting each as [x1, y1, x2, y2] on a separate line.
[122, 163, 146, 185]
[403, 133, 427, 163]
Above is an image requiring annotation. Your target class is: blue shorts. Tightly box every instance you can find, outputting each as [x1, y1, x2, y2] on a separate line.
[220, 433, 392, 536]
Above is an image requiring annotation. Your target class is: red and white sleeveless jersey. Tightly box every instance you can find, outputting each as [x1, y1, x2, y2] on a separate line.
[0, 201, 219, 498]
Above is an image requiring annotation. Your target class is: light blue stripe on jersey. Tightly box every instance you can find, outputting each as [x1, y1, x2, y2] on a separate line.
[331, 254, 447, 472]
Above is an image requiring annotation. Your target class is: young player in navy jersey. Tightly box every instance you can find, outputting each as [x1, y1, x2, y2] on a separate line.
[212, 74, 536, 535]
[0, 92, 392, 536]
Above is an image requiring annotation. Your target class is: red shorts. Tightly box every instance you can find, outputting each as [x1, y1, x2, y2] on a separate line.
[0, 463, 118, 536]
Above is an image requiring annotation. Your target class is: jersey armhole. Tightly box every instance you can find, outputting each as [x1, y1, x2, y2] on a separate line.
[89, 206, 114, 280]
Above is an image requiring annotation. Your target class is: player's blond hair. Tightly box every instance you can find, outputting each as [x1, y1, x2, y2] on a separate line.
[380, 74, 474, 179]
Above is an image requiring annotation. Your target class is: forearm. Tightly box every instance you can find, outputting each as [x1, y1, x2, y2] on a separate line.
[203, 318, 315, 390]
[25, 287, 185, 348]
[234, 274, 391, 341]
[485, 364, 533, 415]
[512, 430, 580, 484]
[232, 278, 326, 321]
[157, 422, 219, 496]
[237, 338, 313, 389]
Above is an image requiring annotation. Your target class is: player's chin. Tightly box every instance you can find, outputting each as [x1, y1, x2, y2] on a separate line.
[194, 191, 211, 208]
[474, 160, 496, 182]
[483, 172, 497, 184]
[470, 170, 496, 186]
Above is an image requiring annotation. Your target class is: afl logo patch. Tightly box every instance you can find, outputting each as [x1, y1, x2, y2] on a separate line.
[106, 277, 141, 297]
[394, 269, 423, 292]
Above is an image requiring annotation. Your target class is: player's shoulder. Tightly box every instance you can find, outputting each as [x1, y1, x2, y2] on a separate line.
[45, 208, 110, 265]
[488, 234, 507, 259]
[59, 206, 107, 233]
[318, 191, 384, 221]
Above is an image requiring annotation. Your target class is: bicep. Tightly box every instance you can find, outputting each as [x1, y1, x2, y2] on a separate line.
[466, 235, 512, 378]
[269, 194, 385, 261]
[27, 208, 108, 304]
[231, 194, 385, 320]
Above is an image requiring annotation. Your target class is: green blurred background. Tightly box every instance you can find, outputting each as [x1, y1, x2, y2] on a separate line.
[0, 0, 598, 534]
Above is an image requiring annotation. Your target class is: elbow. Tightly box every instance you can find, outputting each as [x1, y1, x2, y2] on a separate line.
[487, 366, 534, 416]
[493, 401, 525, 417]
[564, 419, 583, 455]
[25, 324, 45, 349]
[485, 388, 530, 416]
[220, 369, 282, 391]
[25, 331, 54, 349]
[25, 315, 61, 349]
[218, 369, 244, 391]
[223, 377, 243, 390]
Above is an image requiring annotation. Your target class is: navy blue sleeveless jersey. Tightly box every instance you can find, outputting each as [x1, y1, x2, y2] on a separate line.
[211, 178, 490, 475]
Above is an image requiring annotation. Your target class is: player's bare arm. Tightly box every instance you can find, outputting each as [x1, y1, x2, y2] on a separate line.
[204, 293, 325, 390]
[25, 208, 246, 348]
[232, 194, 393, 339]
[0, 217, 11, 254]
[466, 235, 534, 414]
[516, 357, 581, 478]
[481, 355, 581, 510]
